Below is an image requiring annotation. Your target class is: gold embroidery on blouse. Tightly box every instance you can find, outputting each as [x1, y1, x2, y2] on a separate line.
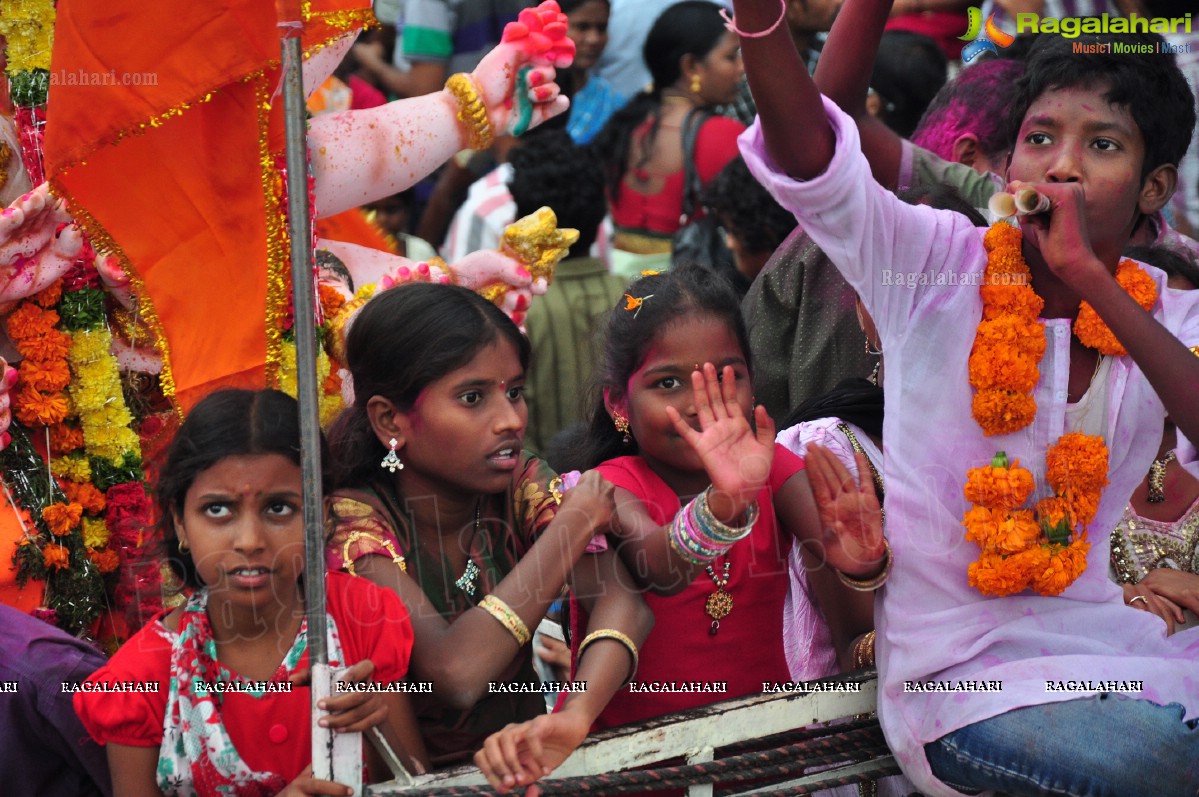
[1109, 502, 1199, 584]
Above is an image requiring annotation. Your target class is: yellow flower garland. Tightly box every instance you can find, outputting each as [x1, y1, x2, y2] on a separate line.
[963, 223, 1150, 597]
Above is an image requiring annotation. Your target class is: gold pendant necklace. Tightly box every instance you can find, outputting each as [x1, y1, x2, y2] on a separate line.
[704, 559, 732, 636]
[1147, 450, 1176, 504]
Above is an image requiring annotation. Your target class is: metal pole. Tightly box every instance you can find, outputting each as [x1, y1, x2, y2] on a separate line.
[279, 28, 328, 676]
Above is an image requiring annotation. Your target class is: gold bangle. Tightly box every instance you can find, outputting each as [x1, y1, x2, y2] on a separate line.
[853, 630, 876, 670]
[340, 530, 407, 576]
[444, 73, 494, 151]
[578, 629, 639, 685]
[836, 539, 892, 592]
[478, 595, 531, 646]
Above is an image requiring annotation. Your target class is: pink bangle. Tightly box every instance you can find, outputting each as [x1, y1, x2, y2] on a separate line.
[720, 0, 786, 38]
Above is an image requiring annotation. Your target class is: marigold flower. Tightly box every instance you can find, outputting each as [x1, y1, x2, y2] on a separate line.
[33, 280, 64, 308]
[963, 506, 1039, 554]
[49, 422, 85, 455]
[62, 481, 107, 515]
[980, 283, 1044, 321]
[968, 345, 1041, 394]
[14, 386, 70, 427]
[19, 357, 71, 393]
[18, 328, 72, 363]
[318, 283, 347, 320]
[1046, 433, 1109, 495]
[82, 517, 111, 549]
[963, 455, 1035, 509]
[43, 502, 83, 536]
[968, 548, 1038, 597]
[87, 547, 121, 574]
[972, 389, 1037, 436]
[1031, 537, 1090, 596]
[983, 221, 1023, 254]
[5, 303, 59, 342]
[42, 543, 71, 570]
[1074, 260, 1157, 356]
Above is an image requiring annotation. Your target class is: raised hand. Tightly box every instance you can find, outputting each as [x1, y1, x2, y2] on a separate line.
[805, 445, 886, 577]
[469, 1, 573, 139]
[0, 185, 82, 309]
[667, 363, 775, 521]
[474, 711, 590, 795]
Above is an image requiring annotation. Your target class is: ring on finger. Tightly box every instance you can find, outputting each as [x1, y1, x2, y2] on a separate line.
[1128, 595, 1148, 606]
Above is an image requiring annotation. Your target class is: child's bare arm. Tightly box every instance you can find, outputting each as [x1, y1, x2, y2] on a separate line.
[813, 0, 905, 188]
[734, 0, 835, 180]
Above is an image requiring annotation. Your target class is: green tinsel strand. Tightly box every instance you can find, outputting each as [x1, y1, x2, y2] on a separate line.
[9, 69, 49, 108]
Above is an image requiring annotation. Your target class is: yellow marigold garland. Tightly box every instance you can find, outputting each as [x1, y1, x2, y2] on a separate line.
[963, 223, 1148, 597]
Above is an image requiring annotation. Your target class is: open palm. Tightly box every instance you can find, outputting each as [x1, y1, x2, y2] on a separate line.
[667, 363, 775, 520]
[805, 445, 886, 576]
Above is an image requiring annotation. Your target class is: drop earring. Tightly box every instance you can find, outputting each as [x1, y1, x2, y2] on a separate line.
[690, 74, 702, 95]
[380, 437, 404, 472]
[613, 413, 632, 445]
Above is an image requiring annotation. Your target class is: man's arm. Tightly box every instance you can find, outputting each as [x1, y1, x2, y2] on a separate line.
[734, 0, 835, 180]
[813, 0, 905, 188]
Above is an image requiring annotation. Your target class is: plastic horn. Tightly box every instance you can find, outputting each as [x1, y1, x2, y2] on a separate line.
[988, 188, 1052, 218]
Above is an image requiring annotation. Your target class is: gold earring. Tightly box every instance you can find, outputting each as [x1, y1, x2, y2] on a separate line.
[690, 74, 702, 95]
[613, 413, 632, 445]
[177, 537, 189, 553]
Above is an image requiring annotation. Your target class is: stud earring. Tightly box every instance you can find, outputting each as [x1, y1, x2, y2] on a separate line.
[380, 438, 404, 472]
[689, 74, 702, 95]
[613, 413, 632, 445]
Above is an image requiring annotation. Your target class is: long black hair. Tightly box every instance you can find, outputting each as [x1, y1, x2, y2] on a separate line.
[588, 1, 728, 201]
[567, 263, 749, 471]
[158, 389, 327, 589]
[327, 283, 531, 489]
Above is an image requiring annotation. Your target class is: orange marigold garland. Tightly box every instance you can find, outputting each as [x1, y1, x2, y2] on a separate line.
[963, 223, 1144, 597]
[1074, 260, 1157, 356]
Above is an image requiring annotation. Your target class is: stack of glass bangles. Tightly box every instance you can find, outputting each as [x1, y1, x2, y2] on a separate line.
[668, 487, 759, 566]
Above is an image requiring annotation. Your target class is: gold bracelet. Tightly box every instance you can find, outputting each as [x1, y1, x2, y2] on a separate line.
[853, 630, 876, 670]
[836, 539, 892, 592]
[578, 629, 639, 685]
[444, 73, 494, 151]
[478, 595, 531, 646]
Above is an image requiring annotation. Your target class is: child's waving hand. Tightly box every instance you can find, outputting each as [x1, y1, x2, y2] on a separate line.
[666, 362, 775, 522]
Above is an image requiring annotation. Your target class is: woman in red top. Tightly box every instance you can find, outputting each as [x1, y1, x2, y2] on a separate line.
[74, 389, 429, 797]
[591, 1, 746, 278]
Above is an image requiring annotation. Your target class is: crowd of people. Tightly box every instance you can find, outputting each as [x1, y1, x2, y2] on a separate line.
[2, 0, 1199, 794]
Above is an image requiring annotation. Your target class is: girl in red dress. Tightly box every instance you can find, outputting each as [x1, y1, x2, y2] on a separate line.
[75, 389, 429, 797]
[475, 264, 888, 789]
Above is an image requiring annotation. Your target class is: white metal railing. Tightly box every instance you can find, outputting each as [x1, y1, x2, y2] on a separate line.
[367, 670, 893, 796]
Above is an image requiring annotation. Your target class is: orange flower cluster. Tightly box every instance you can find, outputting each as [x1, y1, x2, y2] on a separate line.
[86, 547, 121, 574]
[7, 283, 72, 428]
[970, 224, 1045, 436]
[1074, 259, 1157, 356]
[42, 543, 71, 570]
[42, 502, 83, 537]
[318, 283, 346, 322]
[62, 481, 107, 515]
[49, 422, 85, 455]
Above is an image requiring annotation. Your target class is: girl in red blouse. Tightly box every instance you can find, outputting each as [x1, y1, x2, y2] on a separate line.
[75, 389, 429, 797]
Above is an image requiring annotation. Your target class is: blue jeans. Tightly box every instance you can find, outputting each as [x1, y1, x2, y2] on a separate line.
[924, 694, 1199, 796]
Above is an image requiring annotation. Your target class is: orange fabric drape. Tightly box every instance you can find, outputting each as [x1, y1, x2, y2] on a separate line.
[44, 0, 373, 411]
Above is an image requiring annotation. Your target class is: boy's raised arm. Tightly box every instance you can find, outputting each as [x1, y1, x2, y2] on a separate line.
[734, 0, 834, 180]
[813, 0, 905, 188]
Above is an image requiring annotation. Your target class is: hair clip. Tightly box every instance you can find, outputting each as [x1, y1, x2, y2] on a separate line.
[624, 293, 653, 318]
[640, 270, 661, 277]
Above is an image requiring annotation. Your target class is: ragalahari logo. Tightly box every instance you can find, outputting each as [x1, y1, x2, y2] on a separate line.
[960, 7, 1016, 62]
